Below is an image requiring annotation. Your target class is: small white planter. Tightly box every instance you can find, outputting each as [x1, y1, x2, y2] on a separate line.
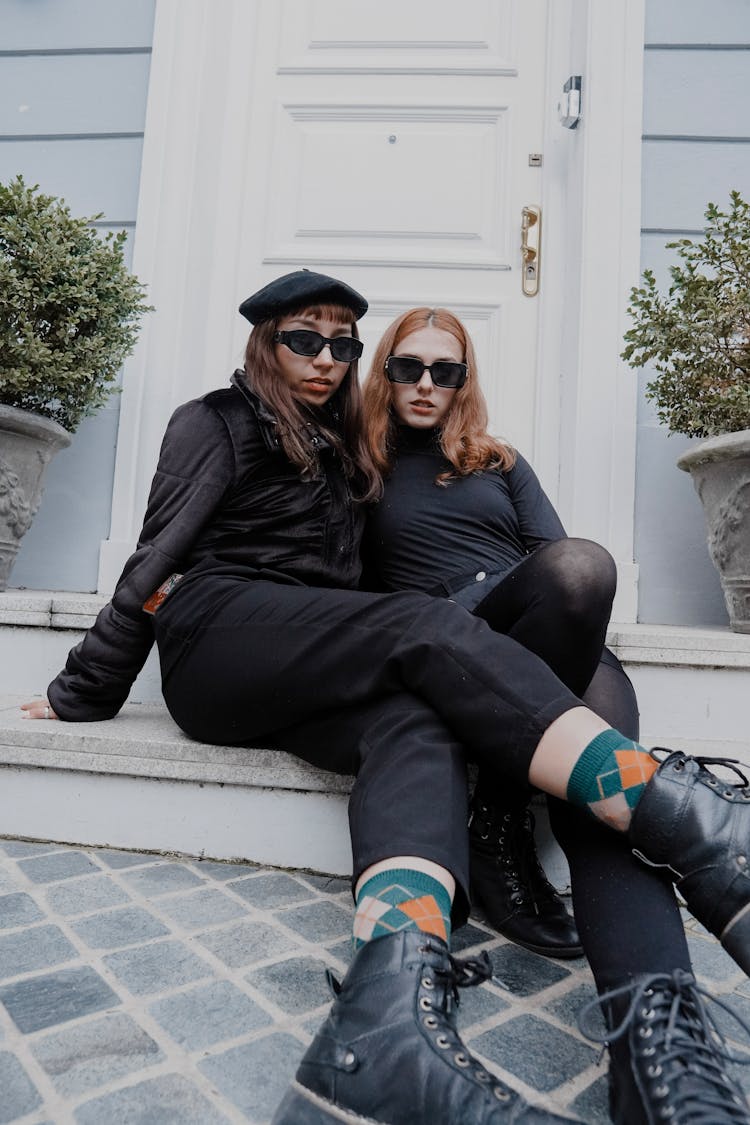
[678, 429, 750, 633]
[0, 404, 71, 590]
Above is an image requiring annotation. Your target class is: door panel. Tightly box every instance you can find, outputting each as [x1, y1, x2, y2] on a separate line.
[240, 0, 547, 452]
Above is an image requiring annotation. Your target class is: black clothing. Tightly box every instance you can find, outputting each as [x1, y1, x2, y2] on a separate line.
[48, 375, 363, 721]
[363, 435, 692, 987]
[362, 427, 564, 596]
[154, 573, 579, 922]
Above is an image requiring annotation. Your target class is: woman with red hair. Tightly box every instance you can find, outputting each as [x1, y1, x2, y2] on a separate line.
[362, 306, 750, 1124]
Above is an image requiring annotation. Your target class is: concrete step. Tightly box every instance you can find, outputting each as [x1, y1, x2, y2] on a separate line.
[1, 591, 749, 879]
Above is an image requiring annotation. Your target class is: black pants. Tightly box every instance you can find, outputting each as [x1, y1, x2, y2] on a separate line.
[154, 570, 580, 924]
[463, 539, 691, 989]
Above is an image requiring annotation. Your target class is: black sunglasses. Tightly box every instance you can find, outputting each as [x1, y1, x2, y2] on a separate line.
[274, 329, 363, 364]
[385, 355, 468, 389]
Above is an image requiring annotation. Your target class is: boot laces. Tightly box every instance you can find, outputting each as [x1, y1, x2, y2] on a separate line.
[470, 803, 534, 906]
[421, 944, 515, 1103]
[652, 749, 750, 795]
[579, 970, 750, 1123]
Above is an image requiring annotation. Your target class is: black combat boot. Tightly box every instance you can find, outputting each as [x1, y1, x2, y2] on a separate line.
[272, 930, 583, 1124]
[469, 790, 583, 959]
[628, 751, 750, 974]
[578, 969, 750, 1124]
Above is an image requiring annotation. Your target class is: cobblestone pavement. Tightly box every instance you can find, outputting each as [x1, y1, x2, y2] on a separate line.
[1, 838, 749, 1124]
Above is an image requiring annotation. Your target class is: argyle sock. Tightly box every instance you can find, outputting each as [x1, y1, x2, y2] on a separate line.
[352, 868, 452, 951]
[566, 728, 658, 832]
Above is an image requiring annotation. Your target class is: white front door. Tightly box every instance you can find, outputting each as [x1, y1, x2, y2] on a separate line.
[237, 0, 549, 452]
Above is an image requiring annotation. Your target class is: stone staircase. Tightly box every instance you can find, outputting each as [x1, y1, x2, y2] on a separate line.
[1, 590, 749, 883]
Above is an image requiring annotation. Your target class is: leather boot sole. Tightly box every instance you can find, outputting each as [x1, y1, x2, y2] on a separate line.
[273, 1080, 382, 1124]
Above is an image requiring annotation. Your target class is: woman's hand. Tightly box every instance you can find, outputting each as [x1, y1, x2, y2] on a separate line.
[20, 699, 58, 720]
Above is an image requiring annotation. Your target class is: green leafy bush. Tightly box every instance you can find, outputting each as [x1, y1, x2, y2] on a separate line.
[622, 191, 750, 438]
[0, 175, 151, 432]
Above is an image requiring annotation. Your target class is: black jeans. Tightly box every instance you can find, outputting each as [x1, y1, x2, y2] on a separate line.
[459, 539, 692, 989]
[154, 571, 579, 924]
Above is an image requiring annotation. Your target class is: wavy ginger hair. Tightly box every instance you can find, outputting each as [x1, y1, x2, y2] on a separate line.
[362, 307, 515, 482]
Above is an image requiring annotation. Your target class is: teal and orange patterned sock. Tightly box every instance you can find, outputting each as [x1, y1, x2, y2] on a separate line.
[352, 868, 452, 951]
[566, 729, 658, 831]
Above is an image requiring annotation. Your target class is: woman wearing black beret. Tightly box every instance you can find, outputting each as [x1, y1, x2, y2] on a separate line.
[24, 271, 750, 1125]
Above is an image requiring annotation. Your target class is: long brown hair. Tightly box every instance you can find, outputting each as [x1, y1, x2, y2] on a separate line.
[244, 302, 381, 502]
[362, 307, 515, 482]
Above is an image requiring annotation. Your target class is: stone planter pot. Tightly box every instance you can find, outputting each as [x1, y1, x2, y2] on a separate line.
[677, 429, 750, 633]
[0, 404, 72, 591]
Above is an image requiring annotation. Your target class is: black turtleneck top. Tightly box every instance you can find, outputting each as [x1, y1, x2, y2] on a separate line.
[362, 427, 565, 594]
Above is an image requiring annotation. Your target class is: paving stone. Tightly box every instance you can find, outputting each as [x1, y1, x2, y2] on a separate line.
[457, 981, 510, 1028]
[74, 1072, 230, 1124]
[17, 851, 99, 884]
[0, 924, 75, 980]
[199, 1032, 302, 1123]
[709, 987, 750, 1046]
[121, 863, 205, 897]
[0, 1051, 42, 1122]
[1, 841, 62, 859]
[277, 900, 353, 943]
[196, 919, 297, 969]
[157, 888, 247, 931]
[451, 921, 494, 953]
[570, 1073, 611, 1124]
[45, 873, 131, 916]
[544, 980, 604, 1035]
[472, 1013, 597, 1092]
[0, 870, 22, 895]
[245, 955, 333, 1015]
[31, 1011, 162, 1096]
[71, 906, 170, 950]
[0, 966, 120, 1033]
[687, 932, 745, 983]
[229, 872, 313, 909]
[95, 850, 164, 869]
[488, 944, 572, 997]
[149, 980, 272, 1050]
[103, 939, 212, 996]
[191, 860, 259, 881]
[295, 872, 352, 896]
[0, 891, 44, 929]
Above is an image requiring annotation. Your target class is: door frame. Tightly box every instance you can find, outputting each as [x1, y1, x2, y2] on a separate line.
[99, 0, 645, 623]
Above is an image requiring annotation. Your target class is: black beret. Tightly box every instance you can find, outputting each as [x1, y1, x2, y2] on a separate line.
[239, 270, 368, 325]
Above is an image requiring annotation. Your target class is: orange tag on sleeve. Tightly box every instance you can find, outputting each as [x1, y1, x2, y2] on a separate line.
[142, 573, 183, 615]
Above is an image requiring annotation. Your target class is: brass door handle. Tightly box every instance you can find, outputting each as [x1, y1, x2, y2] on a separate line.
[521, 205, 541, 296]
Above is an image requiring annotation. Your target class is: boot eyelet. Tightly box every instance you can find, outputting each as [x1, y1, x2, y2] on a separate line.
[477, 1071, 491, 1083]
[642, 1047, 656, 1057]
[654, 1085, 669, 1098]
[646, 1064, 663, 1078]
[640, 1007, 655, 1020]
[738, 856, 747, 867]
[422, 976, 435, 989]
[436, 1034, 451, 1049]
[424, 1015, 438, 1029]
[707, 777, 718, 787]
[419, 997, 432, 1011]
[724, 789, 735, 798]
[493, 1087, 511, 1102]
[660, 1110, 675, 1119]
[344, 1050, 356, 1066]
[639, 1026, 654, 1039]
[454, 1052, 470, 1068]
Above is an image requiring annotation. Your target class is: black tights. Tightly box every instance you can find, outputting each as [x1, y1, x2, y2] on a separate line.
[470, 540, 691, 992]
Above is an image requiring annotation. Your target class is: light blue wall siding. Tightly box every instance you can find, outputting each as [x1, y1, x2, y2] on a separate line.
[634, 0, 750, 625]
[2, 0, 155, 591]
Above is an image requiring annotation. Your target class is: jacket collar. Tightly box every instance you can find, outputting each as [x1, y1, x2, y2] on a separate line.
[230, 369, 336, 454]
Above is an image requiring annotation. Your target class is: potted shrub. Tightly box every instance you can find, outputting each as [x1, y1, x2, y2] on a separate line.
[0, 175, 151, 590]
[622, 190, 750, 632]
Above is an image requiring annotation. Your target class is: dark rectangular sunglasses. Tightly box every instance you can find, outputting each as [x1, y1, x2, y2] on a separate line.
[385, 355, 467, 389]
[274, 329, 363, 364]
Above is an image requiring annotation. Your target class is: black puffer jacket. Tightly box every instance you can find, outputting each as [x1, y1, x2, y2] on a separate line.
[48, 374, 364, 721]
